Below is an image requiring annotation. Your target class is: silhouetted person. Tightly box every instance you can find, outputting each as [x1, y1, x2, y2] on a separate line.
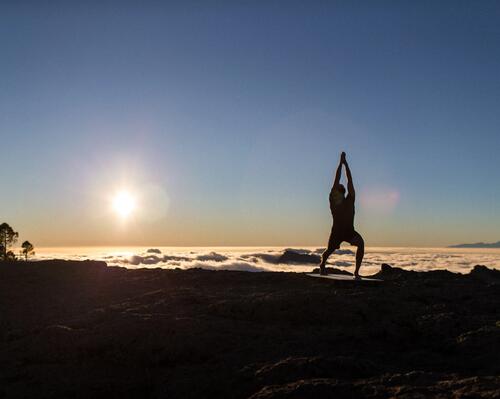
[319, 152, 364, 278]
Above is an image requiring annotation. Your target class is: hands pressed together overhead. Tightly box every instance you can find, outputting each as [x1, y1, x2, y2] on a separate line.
[341, 151, 347, 165]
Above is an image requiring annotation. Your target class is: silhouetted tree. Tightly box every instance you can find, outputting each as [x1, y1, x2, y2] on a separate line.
[0, 223, 18, 261]
[21, 241, 35, 261]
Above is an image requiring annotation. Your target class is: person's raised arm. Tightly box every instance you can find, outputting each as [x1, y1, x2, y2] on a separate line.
[332, 152, 345, 190]
[344, 158, 355, 198]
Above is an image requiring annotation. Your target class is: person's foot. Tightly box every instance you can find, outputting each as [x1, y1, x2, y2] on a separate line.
[354, 274, 361, 280]
[320, 266, 327, 275]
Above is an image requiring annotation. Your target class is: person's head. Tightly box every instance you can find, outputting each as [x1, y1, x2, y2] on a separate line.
[337, 184, 346, 196]
[333, 184, 346, 204]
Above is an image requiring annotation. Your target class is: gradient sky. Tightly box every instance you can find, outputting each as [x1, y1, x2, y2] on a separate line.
[1, 1, 499, 247]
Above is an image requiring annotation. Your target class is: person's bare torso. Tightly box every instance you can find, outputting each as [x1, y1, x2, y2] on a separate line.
[329, 192, 355, 235]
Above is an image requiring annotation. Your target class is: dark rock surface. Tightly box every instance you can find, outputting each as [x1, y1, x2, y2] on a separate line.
[0, 261, 499, 398]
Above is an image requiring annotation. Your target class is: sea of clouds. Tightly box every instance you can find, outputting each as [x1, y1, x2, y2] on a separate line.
[33, 246, 500, 275]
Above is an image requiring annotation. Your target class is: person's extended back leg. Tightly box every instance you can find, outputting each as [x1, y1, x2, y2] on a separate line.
[348, 231, 364, 278]
[319, 248, 333, 275]
[319, 235, 340, 275]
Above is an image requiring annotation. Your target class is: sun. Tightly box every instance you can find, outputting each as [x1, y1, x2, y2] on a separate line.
[112, 191, 136, 219]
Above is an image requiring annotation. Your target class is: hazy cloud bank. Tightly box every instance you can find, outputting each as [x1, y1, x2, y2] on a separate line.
[33, 247, 500, 275]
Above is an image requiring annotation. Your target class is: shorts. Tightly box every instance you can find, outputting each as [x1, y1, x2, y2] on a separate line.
[327, 227, 359, 250]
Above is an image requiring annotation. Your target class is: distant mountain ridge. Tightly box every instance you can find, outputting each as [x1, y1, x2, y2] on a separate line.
[449, 241, 500, 248]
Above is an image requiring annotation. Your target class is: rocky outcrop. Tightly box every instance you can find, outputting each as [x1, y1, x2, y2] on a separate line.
[310, 267, 352, 275]
[470, 264, 500, 282]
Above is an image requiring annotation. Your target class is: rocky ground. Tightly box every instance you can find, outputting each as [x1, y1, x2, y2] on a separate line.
[0, 260, 499, 398]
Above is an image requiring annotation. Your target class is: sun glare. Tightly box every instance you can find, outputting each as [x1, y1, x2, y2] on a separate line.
[112, 191, 136, 219]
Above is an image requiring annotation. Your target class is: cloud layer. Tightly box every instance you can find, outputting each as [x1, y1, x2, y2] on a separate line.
[33, 247, 500, 275]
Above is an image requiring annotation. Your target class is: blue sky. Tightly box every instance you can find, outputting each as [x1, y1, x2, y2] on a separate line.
[1, 1, 499, 246]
